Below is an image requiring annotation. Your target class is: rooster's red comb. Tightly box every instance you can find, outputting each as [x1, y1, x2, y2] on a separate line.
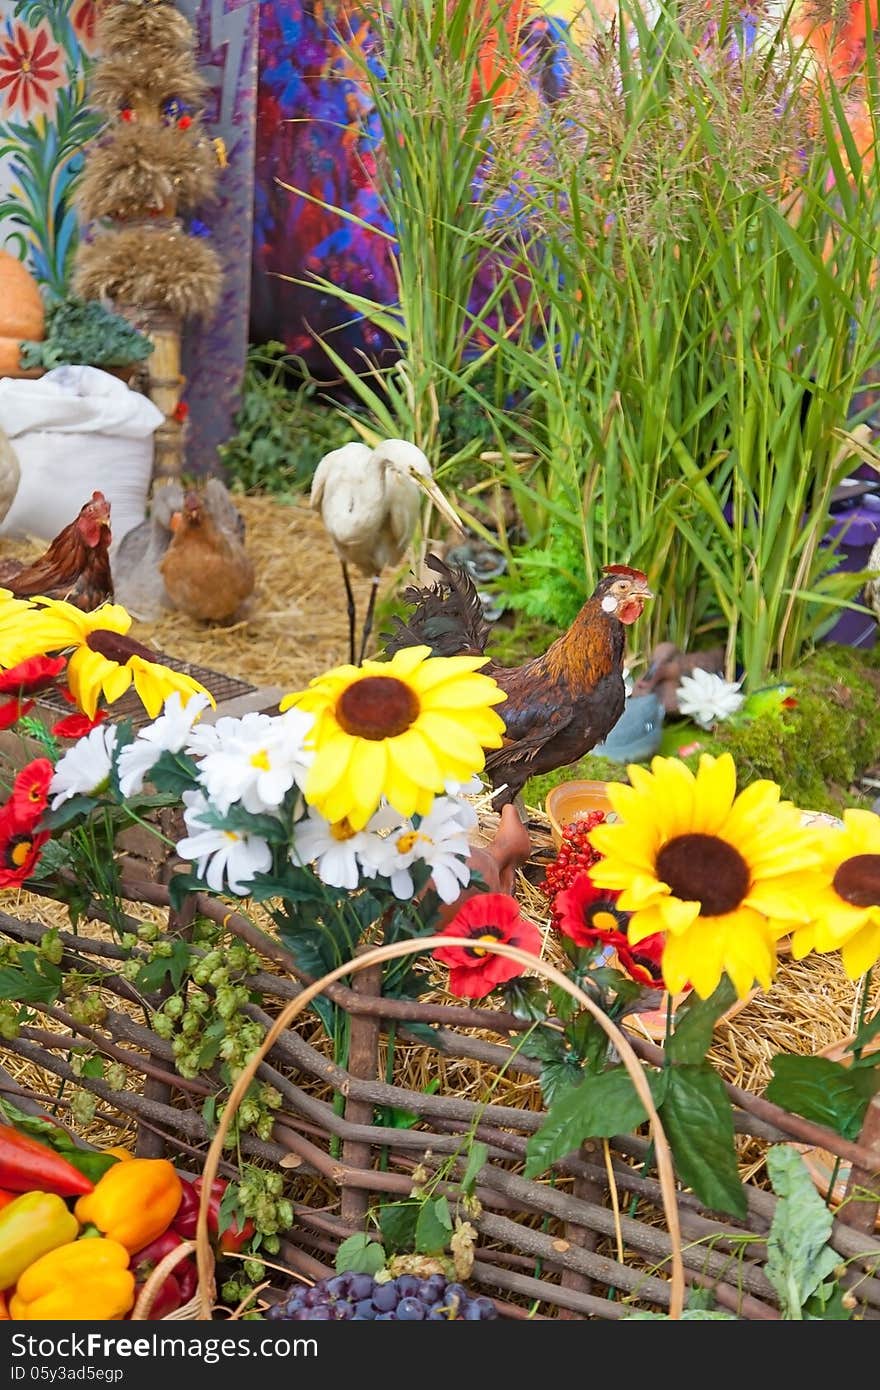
[602, 564, 648, 582]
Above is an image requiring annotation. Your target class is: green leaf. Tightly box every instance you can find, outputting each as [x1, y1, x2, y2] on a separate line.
[499, 977, 548, 1022]
[167, 871, 204, 914]
[43, 794, 101, 831]
[539, 1057, 587, 1107]
[847, 1010, 880, 1060]
[148, 751, 201, 797]
[415, 1196, 453, 1254]
[516, 1026, 565, 1065]
[378, 1201, 420, 1254]
[0, 953, 63, 1005]
[765, 1145, 841, 1319]
[525, 1066, 666, 1178]
[660, 1064, 746, 1218]
[335, 1233, 386, 1276]
[460, 1141, 488, 1197]
[80, 1056, 106, 1079]
[134, 940, 191, 993]
[667, 978, 737, 1064]
[765, 1055, 880, 1141]
[197, 1019, 228, 1070]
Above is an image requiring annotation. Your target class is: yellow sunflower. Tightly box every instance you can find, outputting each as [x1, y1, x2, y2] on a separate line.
[788, 809, 880, 979]
[280, 644, 506, 829]
[0, 596, 212, 719]
[588, 753, 820, 999]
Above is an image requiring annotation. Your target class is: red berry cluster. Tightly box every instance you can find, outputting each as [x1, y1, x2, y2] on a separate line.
[540, 810, 607, 902]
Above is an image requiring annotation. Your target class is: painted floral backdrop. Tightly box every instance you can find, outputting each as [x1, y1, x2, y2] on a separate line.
[0, 0, 99, 296]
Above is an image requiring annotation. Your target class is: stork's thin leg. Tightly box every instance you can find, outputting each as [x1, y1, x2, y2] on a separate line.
[358, 576, 380, 666]
[342, 562, 357, 666]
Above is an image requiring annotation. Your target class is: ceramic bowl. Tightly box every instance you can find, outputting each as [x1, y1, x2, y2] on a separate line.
[546, 779, 618, 848]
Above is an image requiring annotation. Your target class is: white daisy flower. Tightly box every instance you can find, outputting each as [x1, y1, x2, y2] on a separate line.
[362, 796, 475, 903]
[117, 691, 212, 797]
[176, 789, 272, 895]
[50, 724, 119, 809]
[290, 806, 375, 890]
[194, 709, 314, 815]
[676, 668, 745, 730]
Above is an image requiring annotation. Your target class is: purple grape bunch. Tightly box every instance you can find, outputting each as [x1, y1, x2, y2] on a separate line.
[266, 1271, 498, 1320]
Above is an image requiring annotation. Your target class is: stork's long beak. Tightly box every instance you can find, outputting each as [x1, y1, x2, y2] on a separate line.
[411, 473, 465, 536]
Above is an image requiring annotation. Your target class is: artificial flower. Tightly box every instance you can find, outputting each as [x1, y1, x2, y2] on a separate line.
[588, 753, 819, 999]
[290, 807, 376, 891]
[788, 809, 880, 979]
[0, 654, 66, 695]
[0, 699, 32, 729]
[52, 710, 108, 740]
[193, 708, 313, 815]
[8, 758, 52, 823]
[675, 668, 744, 729]
[116, 691, 212, 797]
[0, 598, 212, 719]
[49, 725, 119, 809]
[432, 892, 543, 999]
[554, 871, 664, 987]
[0, 814, 49, 886]
[175, 790, 272, 896]
[281, 645, 506, 830]
[363, 797, 476, 903]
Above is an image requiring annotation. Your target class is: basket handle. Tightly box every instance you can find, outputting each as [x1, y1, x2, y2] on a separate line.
[193, 935, 684, 1319]
[131, 1238, 198, 1320]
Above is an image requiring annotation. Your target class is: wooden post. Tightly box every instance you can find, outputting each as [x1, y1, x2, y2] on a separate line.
[339, 954, 383, 1225]
[837, 1093, 880, 1234]
[143, 308, 186, 480]
[556, 1142, 605, 1318]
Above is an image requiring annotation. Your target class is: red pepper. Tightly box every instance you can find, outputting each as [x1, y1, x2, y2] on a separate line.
[0, 1124, 93, 1198]
[0, 1189, 15, 1212]
[172, 1177, 254, 1254]
[131, 1230, 197, 1314]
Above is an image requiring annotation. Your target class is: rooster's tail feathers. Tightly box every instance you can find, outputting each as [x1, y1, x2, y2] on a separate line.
[381, 553, 490, 658]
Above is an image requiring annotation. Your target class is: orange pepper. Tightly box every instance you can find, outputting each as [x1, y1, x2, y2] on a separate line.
[74, 1158, 182, 1254]
[0, 1292, 8, 1320]
[103, 1147, 134, 1162]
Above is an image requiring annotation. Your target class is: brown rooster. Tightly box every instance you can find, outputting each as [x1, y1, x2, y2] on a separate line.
[383, 555, 653, 806]
[0, 491, 113, 611]
[159, 482, 254, 623]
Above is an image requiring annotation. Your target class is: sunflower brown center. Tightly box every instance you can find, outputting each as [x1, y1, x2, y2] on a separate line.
[655, 832, 750, 917]
[336, 676, 419, 741]
[87, 629, 157, 664]
[467, 927, 502, 959]
[833, 854, 880, 908]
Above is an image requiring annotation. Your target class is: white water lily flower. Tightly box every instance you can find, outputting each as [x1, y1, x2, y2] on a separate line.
[175, 789, 272, 895]
[290, 806, 377, 891]
[676, 668, 745, 729]
[50, 724, 119, 808]
[117, 691, 212, 797]
[194, 708, 314, 814]
[362, 796, 475, 903]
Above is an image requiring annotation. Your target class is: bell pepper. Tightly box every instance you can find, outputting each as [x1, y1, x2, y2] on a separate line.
[0, 1124, 94, 1198]
[74, 1157, 182, 1253]
[103, 1146, 134, 1162]
[131, 1230, 197, 1318]
[173, 1176, 254, 1254]
[9, 1237, 134, 1321]
[0, 1192, 79, 1290]
[0, 1292, 8, 1320]
[0, 1189, 15, 1212]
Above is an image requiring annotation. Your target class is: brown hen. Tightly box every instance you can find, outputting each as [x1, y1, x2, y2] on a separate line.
[159, 482, 254, 623]
[0, 490, 113, 611]
[383, 555, 653, 806]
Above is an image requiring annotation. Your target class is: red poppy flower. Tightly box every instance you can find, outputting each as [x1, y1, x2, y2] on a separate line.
[0, 654, 66, 696]
[432, 893, 542, 1000]
[8, 758, 53, 824]
[51, 709, 107, 739]
[0, 698, 33, 730]
[0, 808, 48, 886]
[554, 871, 664, 987]
[0, 21, 62, 118]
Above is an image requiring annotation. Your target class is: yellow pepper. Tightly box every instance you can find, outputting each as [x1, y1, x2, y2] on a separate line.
[0, 1192, 79, 1290]
[103, 1146, 134, 1162]
[74, 1157, 182, 1253]
[9, 1238, 134, 1320]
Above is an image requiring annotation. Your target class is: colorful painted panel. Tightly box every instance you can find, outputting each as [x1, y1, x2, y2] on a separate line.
[0, 0, 99, 295]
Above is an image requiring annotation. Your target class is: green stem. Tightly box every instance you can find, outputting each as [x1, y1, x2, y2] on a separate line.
[853, 967, 874, 1062]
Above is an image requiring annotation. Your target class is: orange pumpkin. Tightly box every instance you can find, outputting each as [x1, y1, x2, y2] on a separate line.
[0, 250, 45, 376]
